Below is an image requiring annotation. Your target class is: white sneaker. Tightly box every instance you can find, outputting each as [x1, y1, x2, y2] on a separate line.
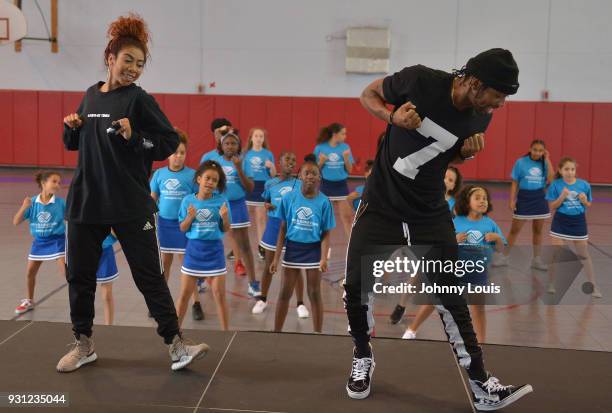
[592, 288, 603, 298]
[168, 335, 209, 371]
[547, 283, 556, 294]
[297, 304, 310, 318]
[531, 256, 548, 271]
[15, 298, 34, 315]
[252, 300, 268, 314]
[402, 329, 416, 340]
[492, 254, 509, 267]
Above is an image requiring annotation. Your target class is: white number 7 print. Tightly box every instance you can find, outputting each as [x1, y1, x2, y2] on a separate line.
[392, 117, 459, 179]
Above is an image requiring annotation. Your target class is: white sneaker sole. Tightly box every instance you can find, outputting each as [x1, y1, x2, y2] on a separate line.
[297, 312, 310, 319]
[474, 384, 533, 411]
[171, 347, 208, 371]
[346, 361, 375, 400]
[15, 306, 33, 315]
[57, 352, 97, 373]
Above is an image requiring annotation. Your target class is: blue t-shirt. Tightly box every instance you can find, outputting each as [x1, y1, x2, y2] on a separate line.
[447, 197, 456, 214]
[217, 156, 247, 201]
[23, 195, 66, 239]
[102, 234, 118, 249]
[511, 155, 547, 190]
[278, 190, 336, 243]
[352, 185, 365, 211]
[262, 177, 301, 219]
[453, 215, 506, 264]
[313, 142, 354, 181]
[546, 178, 592, 215]
[178, 193, 232, 240]
[200, 149, 222, 164]
[150, 166, 198, 220]
[243, 149, 274, 182]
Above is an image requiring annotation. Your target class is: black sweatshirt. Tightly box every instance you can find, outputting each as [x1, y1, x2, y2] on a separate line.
[63, 82, 179, 224]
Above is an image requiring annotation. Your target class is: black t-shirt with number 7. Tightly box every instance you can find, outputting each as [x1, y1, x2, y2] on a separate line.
[363, 65, 492, 224]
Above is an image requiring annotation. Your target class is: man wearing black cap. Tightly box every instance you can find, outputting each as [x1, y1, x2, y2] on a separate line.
[200, 117, 233, 163]
[343, 49, 533, 410]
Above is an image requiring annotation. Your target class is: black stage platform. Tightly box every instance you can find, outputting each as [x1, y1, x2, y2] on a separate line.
[0, 320, 610, 412]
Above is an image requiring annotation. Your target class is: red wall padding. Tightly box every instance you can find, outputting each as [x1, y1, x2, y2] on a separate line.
[1, 89, 612, 184]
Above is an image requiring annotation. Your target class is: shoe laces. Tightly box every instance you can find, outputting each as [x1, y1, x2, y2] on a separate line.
[19, 299, 32, 306]
[351, 357, 372, 382]
[483, 376, 509, 394]
[65, 338, 89, 356]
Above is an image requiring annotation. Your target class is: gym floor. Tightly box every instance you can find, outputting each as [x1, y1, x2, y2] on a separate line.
[1, 167, 612, 412]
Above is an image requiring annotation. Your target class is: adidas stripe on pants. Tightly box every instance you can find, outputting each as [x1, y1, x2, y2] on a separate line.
[342, 204, 487, 381]
[66, 213, 180, 343]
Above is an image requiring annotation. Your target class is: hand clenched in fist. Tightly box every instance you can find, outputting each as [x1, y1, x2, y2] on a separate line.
[391, 101, 422, 130]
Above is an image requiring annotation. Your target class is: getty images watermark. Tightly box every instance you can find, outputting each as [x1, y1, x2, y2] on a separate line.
[371, 255, 501, 296]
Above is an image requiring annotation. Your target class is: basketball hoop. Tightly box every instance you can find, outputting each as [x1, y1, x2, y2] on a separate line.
[0, 0, 27, 46]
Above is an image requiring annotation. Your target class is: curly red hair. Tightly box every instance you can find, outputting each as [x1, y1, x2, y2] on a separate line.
[104, 13, 150, 65]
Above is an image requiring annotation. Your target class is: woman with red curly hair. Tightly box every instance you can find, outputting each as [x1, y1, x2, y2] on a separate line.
[59, 14, 208, 373]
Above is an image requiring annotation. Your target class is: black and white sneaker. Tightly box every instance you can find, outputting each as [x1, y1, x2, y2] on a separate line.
[470, 374, 533, 411]
[346, 347, 375, 399]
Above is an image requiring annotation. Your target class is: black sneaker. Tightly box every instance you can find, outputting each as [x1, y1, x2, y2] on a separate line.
[469, 374, 533, 411]
[346, 347, 375, 399]
[192, 302, 204, 321]
[226, 250, 235, 261]
[257, 245, 265, 260]
[389, 304, 406, 324]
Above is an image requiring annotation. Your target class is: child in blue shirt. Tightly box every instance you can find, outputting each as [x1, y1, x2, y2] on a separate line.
[243, 127, 276, 260]
[314, 123, 354, 239]
[216, 131, 261, 297]
[546, 157, 600, 298]
[200, 118, 232, 164]
[13, 171, 65, 315]
[150, 128, 203, 319]
[270, 159, 336, 333]
[177, 160, 232, 330]
[347, 160, 374, 212]
[497, 139, 555, 271]
[252, 152, 308, 317]
[404, 185, 505, 343]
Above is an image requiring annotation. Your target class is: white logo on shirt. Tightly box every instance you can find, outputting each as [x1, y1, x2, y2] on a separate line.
[37, 211, 52, 223]
[142, 138, 154, 149]
[296, 207, 313, 220]
[466, 230, 484, 244]
[87, 113, 110, 118]
[528, 167, 542, 176]
[328, 153, 341, 162]
[196, 209, 214, 222]
[250, 156, 262, 167]
[164, 179, 181, 191]
[567, 190, 578, 200]
[279, 187, 293, 196]
[222, 166, 234, 176]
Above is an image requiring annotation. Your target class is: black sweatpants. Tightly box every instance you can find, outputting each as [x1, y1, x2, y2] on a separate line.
[343, 204, 487, 381]
[66, 213, 180, 344]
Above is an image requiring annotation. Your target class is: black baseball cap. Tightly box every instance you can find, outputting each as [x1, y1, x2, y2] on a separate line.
[465, 48, 520, 95]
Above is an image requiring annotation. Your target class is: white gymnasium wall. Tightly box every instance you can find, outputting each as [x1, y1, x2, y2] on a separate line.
[2, 0, 612, 101]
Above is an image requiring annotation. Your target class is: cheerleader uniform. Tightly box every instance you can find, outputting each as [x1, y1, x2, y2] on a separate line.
[453, 215, 506, 286]
[150, 166, 198, 254]
[511, 155, 550, 220]
[24, 195, 66, 261]
[97, 235, 119, 284]
[179, 193, 232, 277]
[278, 190, 336, 269]
[546, 178, 591, 241]
[243, 148, 275, 207]
[259, 177, 301, 251]
[217, 157, 251, 229]
[314, 142, 354, 201]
